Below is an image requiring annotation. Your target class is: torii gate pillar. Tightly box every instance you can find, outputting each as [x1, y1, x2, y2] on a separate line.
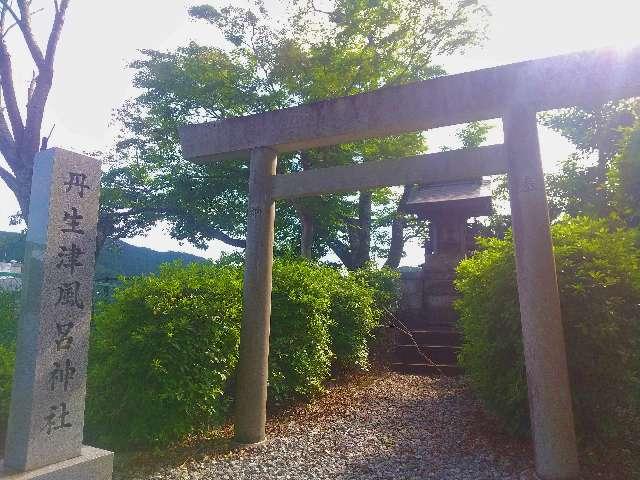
[505, 107, 579, 479]
[234, 147, 278, 444]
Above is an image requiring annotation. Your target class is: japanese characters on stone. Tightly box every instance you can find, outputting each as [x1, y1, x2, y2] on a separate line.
[4, 149, 110, 476]
[42, 170, 92, 438]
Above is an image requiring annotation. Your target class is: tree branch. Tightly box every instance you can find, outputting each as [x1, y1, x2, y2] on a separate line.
[0, 84, 17, 170]
[0, 162, 17, 191]
[104, 205, 249, 249]
[0, 3, 43, 39]
[328, 238, 354, 269]
[19, 0, 69, 163]
[0, 0, 45, 67]
[1, 20, 18, 38]
[0, 37, 24, 142]
[44, 0, 68, 65]
[26, 69, 35, 101]
[21, 71, 51, 162]
[19, 0, 68, 163]
[0, 109, 17, 169]
[0, 1, 20, 31]
[209, 228, 246, 249]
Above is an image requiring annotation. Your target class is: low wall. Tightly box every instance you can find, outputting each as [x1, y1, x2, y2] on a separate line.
[399, 265, 459, 330]
[0, 276, 21, 292]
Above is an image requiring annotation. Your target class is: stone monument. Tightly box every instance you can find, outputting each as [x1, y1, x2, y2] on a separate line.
[1, 149, 113, 479]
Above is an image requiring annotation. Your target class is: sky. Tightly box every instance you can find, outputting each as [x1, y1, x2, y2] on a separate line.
[0, 0, 638, 265]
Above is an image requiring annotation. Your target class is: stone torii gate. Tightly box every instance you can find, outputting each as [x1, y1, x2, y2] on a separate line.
[180, 47, 640, 480]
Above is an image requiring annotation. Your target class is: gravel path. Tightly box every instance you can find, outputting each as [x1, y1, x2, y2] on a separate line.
[132, 372, 537, 480]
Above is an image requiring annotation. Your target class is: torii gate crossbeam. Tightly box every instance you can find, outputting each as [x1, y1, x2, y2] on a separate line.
[180, 46, 640, 480]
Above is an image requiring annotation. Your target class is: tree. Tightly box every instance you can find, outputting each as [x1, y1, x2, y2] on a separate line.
[456, 121, 493, 149]
[451, 121, 512, 242]
[541, 100, 639, 220]
[465, 103, 640, 238]
[111, 0, 488, 267]
[110, 44, 302, 256]
[609, 120, 640, 227]
[0, 0, 70, 222]
[96, 158, 167, 255]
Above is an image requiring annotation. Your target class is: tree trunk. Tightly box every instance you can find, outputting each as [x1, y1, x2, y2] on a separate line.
[293, 202, 314, 258]
[295, 150, 315, 258]
[0, 0, 70, 225]
[328, 238, 356, 269]
[12, 178, 31, 221]
[355, 191, 371, 267]
[299, 208, 314, 258]
[327, 191, 373, 270]
[384, 186, 411, 269]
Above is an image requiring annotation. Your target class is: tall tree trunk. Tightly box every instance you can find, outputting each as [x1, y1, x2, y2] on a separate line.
[328, 191, 373, 270]
[11, 181, 31, 221]
[300, 208, 314, 258]
[294, 203, 314, 258]
[338, 192, 371, 269]
[384, 186, 411, 269]
[294, 150, 316, 258]
[355, 191, 371, 267]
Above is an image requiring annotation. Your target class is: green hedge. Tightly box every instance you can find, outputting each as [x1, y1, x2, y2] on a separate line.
[351, 264, 401, 322]
[0, 291, 18, 435]
[337, 265, 400, 369]
[0, 259, 397, 449]
[0, 290, 18, 346]
[85, 262, 244, 448]
[455, 216, 640, 440]
[83, 258, 396, 448]
[325, 273, 375, 371]
[269, 260, 335, 404]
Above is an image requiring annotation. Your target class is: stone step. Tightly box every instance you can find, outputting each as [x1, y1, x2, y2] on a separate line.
[393, 328, 461, 346]
[391, 362, 462, 376]
[393, 344, 460, 365]
[396, 316, 458, 330]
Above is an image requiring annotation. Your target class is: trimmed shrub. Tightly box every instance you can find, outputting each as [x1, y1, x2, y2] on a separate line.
[329, 266, 400, 370]
[268, 260, 335, 403]
[350, 265, 401, 321]
[85, 262, 244, 448]
[269, 259, 395, 400]
[0, 290, 18, 345]
[84, 258, 394, 448]
[455, 216, 640, 440]
[326, 271, 375, 371]
[0, 258, 398, 449]
[0, 343, 15, 434]
[0, 291, 18, 433]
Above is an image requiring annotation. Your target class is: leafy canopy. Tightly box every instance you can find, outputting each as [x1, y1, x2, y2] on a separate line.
[542, 100, 640, 222]
[106, 0, 489, 264]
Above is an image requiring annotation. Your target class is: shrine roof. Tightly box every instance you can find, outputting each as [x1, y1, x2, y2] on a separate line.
[403, 178, 492, 218]
[407, 178, 492, 205]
